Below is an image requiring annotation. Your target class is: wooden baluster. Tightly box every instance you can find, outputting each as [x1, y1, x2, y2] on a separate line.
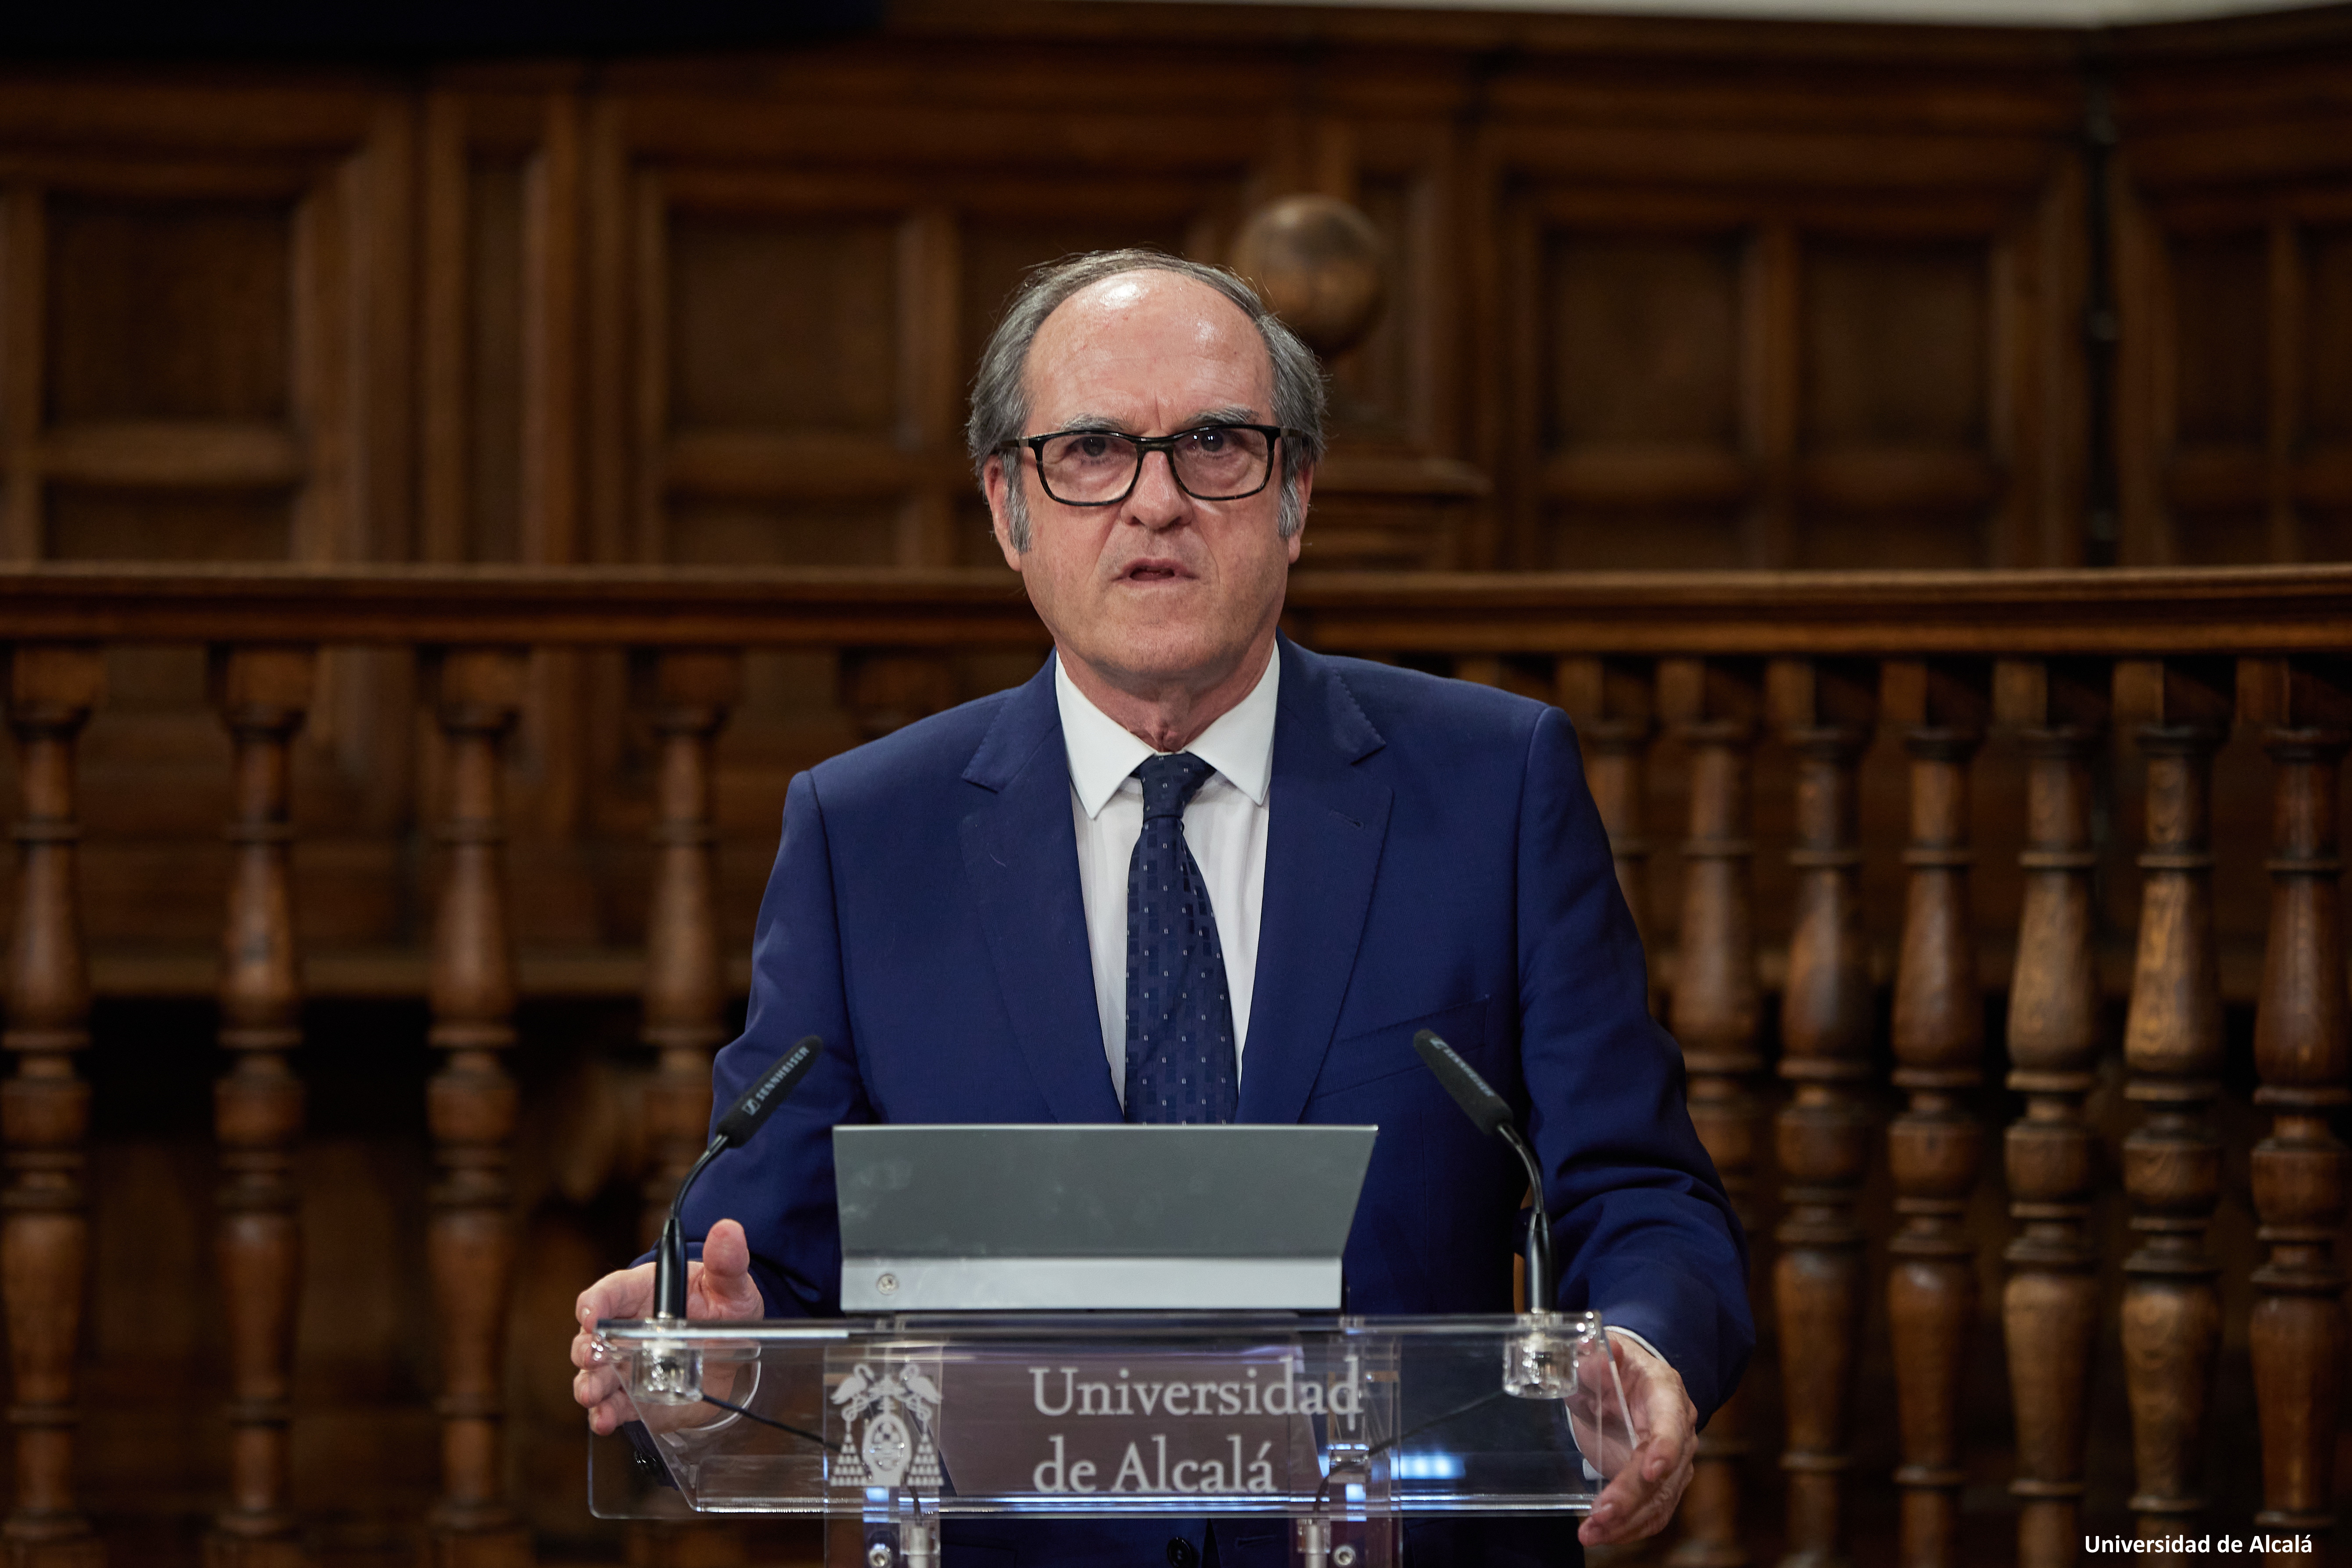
[1765, 657, 1877, 1568]
[1883, 658, 1989, 1568]
[2114, 657, 2232, 1554]
[633, 649, 742, 1247]
[210, 646, 317, 1568]
[425, 648, 532, 1568]
[2242, 657, 2351, 1552]
[1558, 657, 1658, 955]
[1995, 658, 2110, 1568]
[1659, 657, 1763, 1568]
[2, 645, 104, 1568]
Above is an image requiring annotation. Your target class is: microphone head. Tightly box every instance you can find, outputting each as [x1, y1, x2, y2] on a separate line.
[1412, 1029, 1515, 1141]
[713, 1036, 822, 1148]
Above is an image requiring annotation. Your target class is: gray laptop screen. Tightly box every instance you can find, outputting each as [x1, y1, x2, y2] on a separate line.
[832, 1124, 1378, 1311]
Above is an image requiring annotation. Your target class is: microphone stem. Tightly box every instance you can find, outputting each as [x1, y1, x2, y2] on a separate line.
[1501, 1126, 1553, 1315]
[654, 1138, 727, 1321]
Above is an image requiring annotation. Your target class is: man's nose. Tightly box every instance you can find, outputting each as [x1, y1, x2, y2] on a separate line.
[1124, 446, 1190, 527]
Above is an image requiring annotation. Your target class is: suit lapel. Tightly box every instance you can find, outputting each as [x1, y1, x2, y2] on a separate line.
[959, 661, 1124, 1124]
[1237, 639, 1392, 1126]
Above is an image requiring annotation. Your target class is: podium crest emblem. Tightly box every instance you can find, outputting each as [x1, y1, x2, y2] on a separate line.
[828, 1358, 943, 1490]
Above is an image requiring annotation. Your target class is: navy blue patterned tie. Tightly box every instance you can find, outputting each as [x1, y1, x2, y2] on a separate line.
[1124, 752, 1239, 1124]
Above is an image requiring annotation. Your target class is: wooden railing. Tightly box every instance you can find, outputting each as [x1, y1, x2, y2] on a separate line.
[4, 561, 2351, 1566]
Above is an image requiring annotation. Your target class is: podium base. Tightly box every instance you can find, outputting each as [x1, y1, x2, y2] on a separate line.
[826, 1517, 1403, 1568]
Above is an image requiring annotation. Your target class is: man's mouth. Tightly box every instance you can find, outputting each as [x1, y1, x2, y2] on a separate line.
[1121, 561, 1187, 582]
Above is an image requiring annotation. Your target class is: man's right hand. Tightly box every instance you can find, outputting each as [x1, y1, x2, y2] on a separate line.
[570, 1217, 766, 1435]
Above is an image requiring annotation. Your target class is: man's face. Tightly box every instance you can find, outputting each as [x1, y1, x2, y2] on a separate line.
[985, 271, 1306, 703]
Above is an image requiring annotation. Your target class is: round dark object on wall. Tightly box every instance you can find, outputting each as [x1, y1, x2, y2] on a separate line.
[1229, 194, 1389, 360]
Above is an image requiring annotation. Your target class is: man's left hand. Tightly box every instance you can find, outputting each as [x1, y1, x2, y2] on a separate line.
[1577, 1331, 1698, 1547]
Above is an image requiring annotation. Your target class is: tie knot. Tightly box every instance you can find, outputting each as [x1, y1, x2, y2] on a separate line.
[1135, 751, 1215, 820]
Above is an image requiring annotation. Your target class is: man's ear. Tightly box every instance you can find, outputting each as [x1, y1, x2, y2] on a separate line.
[982, 454, 1024, 570]
[1284, 461, 1313, 565]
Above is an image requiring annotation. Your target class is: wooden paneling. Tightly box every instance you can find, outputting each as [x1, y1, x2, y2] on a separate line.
[47, 198, 292, 421]
[2112, 5, 2352, 567]
[0, 87, 410, 568]
[1503, 175, 2075, 574]
[0, 7, 2350, 1562]
[26, 3, 2352, 964]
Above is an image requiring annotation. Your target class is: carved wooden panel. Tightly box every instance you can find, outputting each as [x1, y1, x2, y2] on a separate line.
[38, 196, 298, 568]
[419, 89, 581, 572]
[1509, 194, 2072, 572]
[2113, 9, 2352, 567]
[1801, 238, 1996, 569]
[1535, 228, 1745, 569]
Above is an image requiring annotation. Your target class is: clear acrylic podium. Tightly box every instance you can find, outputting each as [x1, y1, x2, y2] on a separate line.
[590, 1311, 1635, 1567]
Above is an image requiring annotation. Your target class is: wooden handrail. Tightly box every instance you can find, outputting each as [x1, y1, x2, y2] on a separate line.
[3, 561, 2352, 651]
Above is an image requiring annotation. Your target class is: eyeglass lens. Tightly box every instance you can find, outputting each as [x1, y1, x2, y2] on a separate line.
[1038, 427, 1272, 503]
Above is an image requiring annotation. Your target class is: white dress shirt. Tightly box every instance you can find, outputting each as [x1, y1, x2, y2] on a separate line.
[1056, 647, 1278, 1109]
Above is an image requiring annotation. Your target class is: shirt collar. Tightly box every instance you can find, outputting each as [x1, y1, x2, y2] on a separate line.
[1054, 645, 1280, 820]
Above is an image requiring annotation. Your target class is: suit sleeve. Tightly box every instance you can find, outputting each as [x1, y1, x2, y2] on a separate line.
[673, 768, 874, 1318]
[1514, 704, 1754, 1421]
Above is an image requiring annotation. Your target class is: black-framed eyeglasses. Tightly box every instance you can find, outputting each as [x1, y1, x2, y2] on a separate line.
[1003, 423, 1299, 507]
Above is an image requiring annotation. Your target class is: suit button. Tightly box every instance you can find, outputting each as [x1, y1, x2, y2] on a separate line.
[1166, 1538, 1199, 1568]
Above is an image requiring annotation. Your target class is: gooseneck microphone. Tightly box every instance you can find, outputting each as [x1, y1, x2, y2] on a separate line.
[654, 1036, 823, 1322]
[1412, 1029, 1554, 1316]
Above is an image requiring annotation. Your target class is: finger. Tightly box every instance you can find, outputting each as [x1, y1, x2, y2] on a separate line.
[1619, 1363, 1694, 1482]
[1642, 1404, 1697, 1482]
[701, 1217, 751, 1278]
[574, 1362, 639, 1436]
[1612, 1446, 1693, 1541]
[689, 1218, 765, 1319]
[577, 1262, 656, 1327]
[1580, 1502, 1627, 1547]
[573, 1362, 623, 1411]
[1586, 1449, 1660, 1524]
[1580, 1460, 1676, 1547]
[1623, 1479, 1689, 1541]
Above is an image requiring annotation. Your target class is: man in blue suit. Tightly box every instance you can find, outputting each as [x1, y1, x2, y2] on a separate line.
[574, 250, 1750, 1564]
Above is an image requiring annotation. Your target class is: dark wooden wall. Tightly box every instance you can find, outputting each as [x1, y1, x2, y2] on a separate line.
[6, 0, 2351, 979]
[2113, 8, 2352, 567]
[5, 5, 2352, 1563]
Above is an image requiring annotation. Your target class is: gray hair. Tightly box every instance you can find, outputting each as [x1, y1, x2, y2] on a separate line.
[967, 248, 1327, 550]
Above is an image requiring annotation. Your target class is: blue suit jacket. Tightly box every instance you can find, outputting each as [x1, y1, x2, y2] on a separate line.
[693, 636, 1749, 1389]
[683, 637, 1752, 1563]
